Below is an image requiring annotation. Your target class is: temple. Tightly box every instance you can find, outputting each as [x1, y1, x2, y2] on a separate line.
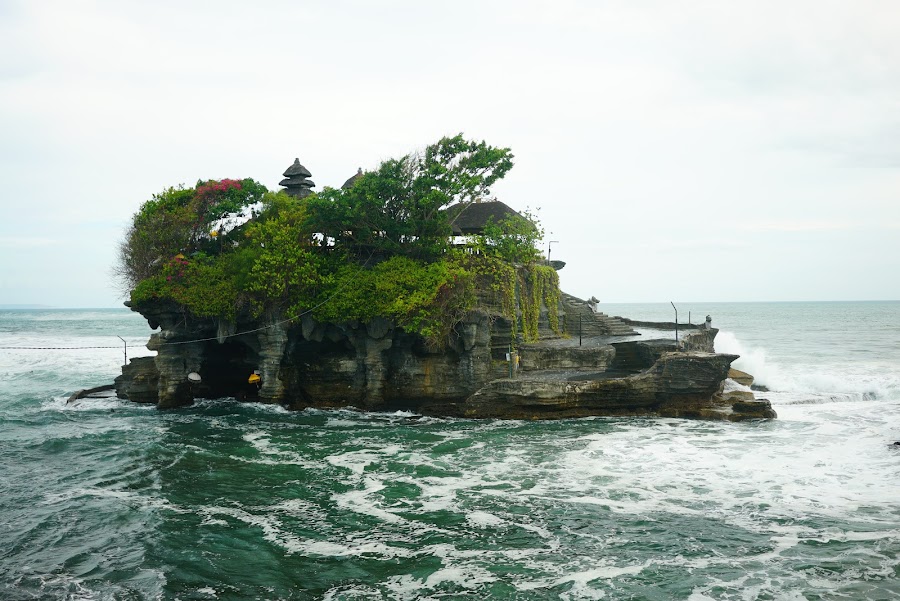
[342, 168, 364, 189]
[279, 158, 315, 198]
[444, 199, 533, 236]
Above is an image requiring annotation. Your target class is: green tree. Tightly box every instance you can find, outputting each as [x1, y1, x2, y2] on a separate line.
[116, 178, 268, 292]
[306, 134, 514, 260]
[115, 186, 196, 291]
[241, 192, 329, 316]
[471, 210, 544, 264]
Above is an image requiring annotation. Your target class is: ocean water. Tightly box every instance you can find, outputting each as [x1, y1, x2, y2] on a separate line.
[0, 303, 898, 600]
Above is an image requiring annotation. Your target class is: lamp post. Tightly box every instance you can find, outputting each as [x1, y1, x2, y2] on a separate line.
[670, 302, 678, 347]
[547, 240, 559, 264]
[117, 336, 127, 365]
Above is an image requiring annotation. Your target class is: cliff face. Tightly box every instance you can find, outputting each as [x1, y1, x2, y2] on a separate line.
[115, 297, 775, 421]
[115, 299, 498, 411]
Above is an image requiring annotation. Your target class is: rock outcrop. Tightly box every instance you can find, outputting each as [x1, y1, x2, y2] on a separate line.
[464, 352, 755, 420]
[115, 294, 776, 421]
[728, 368, 754, 387]
[114, 356, 158, 403]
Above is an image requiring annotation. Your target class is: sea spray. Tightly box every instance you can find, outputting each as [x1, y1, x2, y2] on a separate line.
[717, 328, 899, 402]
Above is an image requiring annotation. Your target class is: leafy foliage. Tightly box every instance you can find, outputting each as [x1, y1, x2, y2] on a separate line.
[120, 136, 562, 349]
[314, 256, 475, 349]
[470, 210, 543, 265]
[518, 265, 561, 341]
[306, 134, 514, 260]
[460, 256, 561, 343]
[241, 193, 330, 316]
[115, 178, 268, 291]
[115, 186, 195, 291]
[131, 253, 241, 320]
[461, 255, 518, 326]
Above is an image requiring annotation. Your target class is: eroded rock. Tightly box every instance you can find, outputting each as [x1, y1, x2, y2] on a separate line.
[114, 356, 159, 403]
[116, 296, 775, 422]
[728, 368, 755, 387]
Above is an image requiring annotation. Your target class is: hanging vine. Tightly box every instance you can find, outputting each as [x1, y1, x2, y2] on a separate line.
[539, 266, 561, 334]
[460, 255, 517, 327]
[517, 264, 562, 342]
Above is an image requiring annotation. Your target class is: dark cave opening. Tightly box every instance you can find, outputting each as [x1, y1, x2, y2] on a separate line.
[197, 339, 261, 401]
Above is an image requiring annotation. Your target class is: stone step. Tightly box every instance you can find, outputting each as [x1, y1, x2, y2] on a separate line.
[559, 292, 638, 336]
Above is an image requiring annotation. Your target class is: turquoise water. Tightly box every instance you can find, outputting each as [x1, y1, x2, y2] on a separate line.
[1, 304, 899, 600]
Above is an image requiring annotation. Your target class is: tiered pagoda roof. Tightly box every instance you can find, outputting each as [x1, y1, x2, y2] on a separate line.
[280, 158, 315, 198]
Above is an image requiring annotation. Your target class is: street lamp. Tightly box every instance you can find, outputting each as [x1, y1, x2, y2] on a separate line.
[671, 301, 678, 346]
[547, 240, 560, 264]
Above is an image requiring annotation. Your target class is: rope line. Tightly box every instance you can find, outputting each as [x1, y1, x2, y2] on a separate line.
[0, 299, 329, 350]
[0, 346, 123, 350]
[159, 294, 334, 346]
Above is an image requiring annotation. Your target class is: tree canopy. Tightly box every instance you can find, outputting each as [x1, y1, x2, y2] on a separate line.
[118, 135, 560, 346]
[115, 178, 267, 290]
[305, 134, 514, 260]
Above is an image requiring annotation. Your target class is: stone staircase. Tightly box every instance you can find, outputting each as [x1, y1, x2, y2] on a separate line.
[561, 292, 637, 337]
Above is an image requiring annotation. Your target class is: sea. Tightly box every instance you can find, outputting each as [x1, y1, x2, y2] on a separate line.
[0, 302, 898, 600]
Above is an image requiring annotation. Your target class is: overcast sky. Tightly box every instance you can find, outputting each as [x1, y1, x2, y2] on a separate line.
[1, 0, 898, 307]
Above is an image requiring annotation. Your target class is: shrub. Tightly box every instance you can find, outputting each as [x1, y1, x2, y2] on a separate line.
[314, 256, 476, 350]
[115, 179, 268, 293]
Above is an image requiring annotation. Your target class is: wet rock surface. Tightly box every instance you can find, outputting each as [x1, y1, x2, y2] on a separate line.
[114, 356, 159, 403]
[728, 368, 755, 387]
[116, 296, 776, 421]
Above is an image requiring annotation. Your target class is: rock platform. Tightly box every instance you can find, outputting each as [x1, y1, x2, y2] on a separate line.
[113, 295, 776, 421]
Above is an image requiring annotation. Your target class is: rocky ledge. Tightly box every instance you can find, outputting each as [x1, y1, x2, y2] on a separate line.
[114, 296, 776, 421]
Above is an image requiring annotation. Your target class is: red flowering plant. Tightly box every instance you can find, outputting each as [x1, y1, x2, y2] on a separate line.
[188, 178, 269, 249]
[162, 254, 190, 284]
[195, 179, 243, 221]
[194, 178, 267, 224]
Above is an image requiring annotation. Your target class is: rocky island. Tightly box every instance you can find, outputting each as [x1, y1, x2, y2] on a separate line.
[113, 136, 775, 421]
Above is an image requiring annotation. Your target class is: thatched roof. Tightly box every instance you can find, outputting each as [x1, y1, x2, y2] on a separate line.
[342, 168, 364, 189]
[443, 200, 533, 235]
[279, 177, 315, 188]
[283, 158, 312, 178]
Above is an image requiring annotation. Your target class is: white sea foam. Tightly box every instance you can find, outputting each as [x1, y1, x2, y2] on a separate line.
[716, 329, 900, 402]
[195, 586, 218, 598]
[321, 584, 383, 600]
[333, 476, 407, 524]
[5, 306, 900, 599]
[42, 487, 186, 515]
[239, 430, 319, 468]
[465, 510, 504, 527]
[424, 564, 496, 588]
[325, 444, 401, 475]
[553, 563, 647, 600]
[376, 564, 499, 600]
[193, 398, 290, 414]
[200, 502, 420, 558]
